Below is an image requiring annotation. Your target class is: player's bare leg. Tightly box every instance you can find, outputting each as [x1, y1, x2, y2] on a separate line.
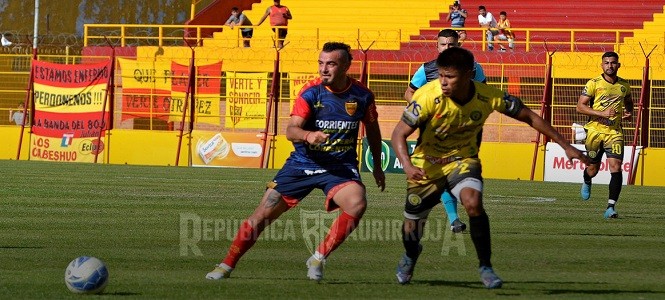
[206, 188, 290, 280]
[307, 182, 366, 281]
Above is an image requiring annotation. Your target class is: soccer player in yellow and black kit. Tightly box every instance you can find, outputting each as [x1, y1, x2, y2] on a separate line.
[391, 47, 590, 288]
[576, 51, 633, 219]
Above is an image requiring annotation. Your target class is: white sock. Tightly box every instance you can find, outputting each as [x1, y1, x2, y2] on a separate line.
[313, 251, 325, 261]
[219, 263, 233, 272]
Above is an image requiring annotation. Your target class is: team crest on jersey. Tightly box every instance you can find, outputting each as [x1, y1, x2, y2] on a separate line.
[621, 86, 626, 93]
[434, 97, 441, 104]
[313, 100, 324, 110]
[407, 194, 422, 206]
[345, 100, 357, 116]
[470, 111, 482, 121]
[588, 150, 597, 159]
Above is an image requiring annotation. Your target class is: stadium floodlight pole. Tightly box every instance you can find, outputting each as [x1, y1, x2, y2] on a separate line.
[628, 43, 657, 185]
[175, 38, 197, 167]
[530, 46, 556, 181]
[94, 37, 116, 164]
[16, 0, 40, 160]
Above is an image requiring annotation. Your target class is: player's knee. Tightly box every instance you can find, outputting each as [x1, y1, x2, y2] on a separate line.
[345, 197, 367, 218]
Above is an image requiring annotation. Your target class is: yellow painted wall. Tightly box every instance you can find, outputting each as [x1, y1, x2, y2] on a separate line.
[2, 128, 663, 186]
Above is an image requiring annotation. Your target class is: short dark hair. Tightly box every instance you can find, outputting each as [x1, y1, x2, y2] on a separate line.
[436, 47, 474, 73]
[322, 42, 353, 63]
[479, 6, 486, 10]
[500, 11, 507, 16]
[438, 29, 459, 40]
[602, 51, 619, 60]
[231, 7, 239, 11]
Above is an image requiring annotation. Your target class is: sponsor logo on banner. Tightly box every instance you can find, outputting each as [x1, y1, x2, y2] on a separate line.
[544, 142, 642, 185]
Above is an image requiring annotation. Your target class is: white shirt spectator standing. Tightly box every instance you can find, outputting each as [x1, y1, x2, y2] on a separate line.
[477, 5, 498, 51]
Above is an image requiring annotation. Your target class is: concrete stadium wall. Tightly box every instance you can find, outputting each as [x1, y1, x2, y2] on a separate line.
[2, 126, 664, 186]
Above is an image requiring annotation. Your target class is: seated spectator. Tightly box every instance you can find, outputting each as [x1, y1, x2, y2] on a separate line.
[477, 5, 498, 51]
[446, 1, 468, 44]
[494, 11, 514, 52]
[225, 7, 254, 48]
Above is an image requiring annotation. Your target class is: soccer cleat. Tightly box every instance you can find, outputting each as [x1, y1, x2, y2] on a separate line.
[206, 264, 232, 280]
[306, 256, 325, 281]
[479, 266, 503, 289]
[604, 207, 618, 219]
[396, 244, 422, 284]
[450, 218, 467, 233]
[580, 182, 591, 201]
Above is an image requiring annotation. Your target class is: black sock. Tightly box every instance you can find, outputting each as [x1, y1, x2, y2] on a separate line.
[402, 221, 422, 259]
[470, 212, 492, 268]
[608, 172, 622, 208]
[583, 168, 592, 185]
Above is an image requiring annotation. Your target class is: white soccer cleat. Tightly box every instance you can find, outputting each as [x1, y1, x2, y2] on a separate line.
[206, 264, 232, 280]
[306, 256, 325, 281]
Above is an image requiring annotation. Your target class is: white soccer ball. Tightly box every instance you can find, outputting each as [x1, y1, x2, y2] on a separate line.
[64, 256, 109, 294]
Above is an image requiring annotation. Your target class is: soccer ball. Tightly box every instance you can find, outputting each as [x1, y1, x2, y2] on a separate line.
[64, 256, 109, 294]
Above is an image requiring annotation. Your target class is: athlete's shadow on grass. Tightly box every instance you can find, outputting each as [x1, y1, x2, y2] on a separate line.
[415, 280, 486, 289]
[103, 292, 142, 296]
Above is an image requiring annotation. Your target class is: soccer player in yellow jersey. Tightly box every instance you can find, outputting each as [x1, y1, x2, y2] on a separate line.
[391, 47, 589, 288]
[576, 51, 633, 219]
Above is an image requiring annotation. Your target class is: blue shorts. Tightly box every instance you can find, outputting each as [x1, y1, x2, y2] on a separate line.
[268, 162, 363, 211]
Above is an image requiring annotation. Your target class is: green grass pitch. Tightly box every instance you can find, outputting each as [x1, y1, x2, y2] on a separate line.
[1, 160, 664, 299]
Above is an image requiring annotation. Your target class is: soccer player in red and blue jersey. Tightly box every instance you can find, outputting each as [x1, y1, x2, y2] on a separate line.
[207, 42, 385, 282]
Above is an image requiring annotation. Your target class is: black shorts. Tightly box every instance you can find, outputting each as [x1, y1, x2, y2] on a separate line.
[272, 28, 288, 39]
[241, 29, 253, 39]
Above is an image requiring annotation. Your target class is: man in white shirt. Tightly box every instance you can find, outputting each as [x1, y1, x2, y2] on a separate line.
[477, 5, 498, 51]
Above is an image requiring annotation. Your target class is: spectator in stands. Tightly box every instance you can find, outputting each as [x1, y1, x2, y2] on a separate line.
[225, 7, 254, 48]
[9, 102, 28, 126]
[446, 1, 468, 44]
[403, 29, 487, 235]
[494, 11, 514, 52]
[477, 5, 498, 51]
[256, 0, 293, 49]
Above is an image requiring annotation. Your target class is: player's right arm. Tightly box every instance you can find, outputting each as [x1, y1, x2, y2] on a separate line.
[404, 65, 426, 103]
[511, 99, 590, 165]
[392, 99, 428, 181]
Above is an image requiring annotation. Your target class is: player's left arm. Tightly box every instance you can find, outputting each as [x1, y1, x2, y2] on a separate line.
[508, 96, 591, 164]
[363, 102, 385, 191]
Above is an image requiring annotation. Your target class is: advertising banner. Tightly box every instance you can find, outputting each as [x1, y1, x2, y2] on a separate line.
[544, 142, 642, 185]
[360, 138, 416, 173]
[191, 131, 263, 168]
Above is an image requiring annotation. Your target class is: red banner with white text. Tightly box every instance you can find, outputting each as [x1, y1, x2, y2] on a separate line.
[30, 60, 112, 163]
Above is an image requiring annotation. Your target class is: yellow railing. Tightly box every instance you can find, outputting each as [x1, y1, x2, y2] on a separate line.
[84, 24, 636, 52]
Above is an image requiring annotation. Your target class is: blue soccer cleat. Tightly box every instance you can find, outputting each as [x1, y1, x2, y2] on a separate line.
[450, 218, 467, 233]
[580, 182, 591, 201]
[396, 245, 422, 285]
[604, 207, 618, 219]
[479, 266, 503, 289]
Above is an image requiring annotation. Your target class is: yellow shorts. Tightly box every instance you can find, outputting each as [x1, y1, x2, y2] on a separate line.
[585, 129, 624, 163]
